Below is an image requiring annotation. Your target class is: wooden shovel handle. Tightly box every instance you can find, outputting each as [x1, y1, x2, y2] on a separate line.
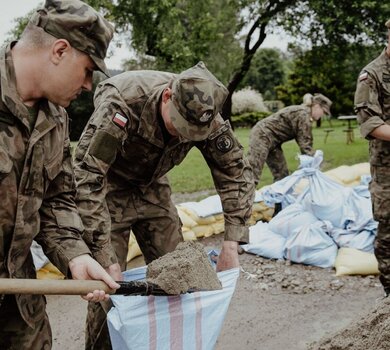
[0, 278, 116, 295]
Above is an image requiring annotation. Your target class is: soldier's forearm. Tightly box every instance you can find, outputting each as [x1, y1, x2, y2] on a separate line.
[370, 124, 390, 141]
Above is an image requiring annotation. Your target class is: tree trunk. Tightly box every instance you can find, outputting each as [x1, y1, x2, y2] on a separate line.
[221, 0, 296, 122]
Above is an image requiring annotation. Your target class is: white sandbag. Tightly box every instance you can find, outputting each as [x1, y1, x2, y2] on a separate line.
[302, 172, 352, 228]
[343, 190, 377, 234]
[108, 267, 239, 350]
[178, 207, 217, 226]
[330, 228, 376, 253]
[268, 203, 318, 238]
[31, 241, 50, 270]
[284, 221, 338, 268]
[242, 221, 286, 260]
[179, 195, 222, 218]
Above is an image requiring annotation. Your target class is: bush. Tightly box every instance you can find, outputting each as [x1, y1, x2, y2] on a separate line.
[232, 87, 269, 115]
[231, 111, 271, 128]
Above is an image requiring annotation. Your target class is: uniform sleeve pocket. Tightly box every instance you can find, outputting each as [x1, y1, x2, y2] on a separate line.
[52, 208, 84, 232]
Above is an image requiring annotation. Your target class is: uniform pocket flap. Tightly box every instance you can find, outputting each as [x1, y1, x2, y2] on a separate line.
[52, 208, 84, 231]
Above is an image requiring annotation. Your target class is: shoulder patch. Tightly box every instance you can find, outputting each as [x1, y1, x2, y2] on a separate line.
[359, 72, 368, 82]
[216, 134, 234, 153]
[112, 113, 128, 128]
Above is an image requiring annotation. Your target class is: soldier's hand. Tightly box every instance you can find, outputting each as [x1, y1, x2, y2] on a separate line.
[105, 263, 123, 282]
[69, 254, 120, 302]
[216, 241, 240, 272]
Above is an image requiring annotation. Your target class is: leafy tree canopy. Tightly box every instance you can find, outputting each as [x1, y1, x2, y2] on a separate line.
[240, 48, 286, 100]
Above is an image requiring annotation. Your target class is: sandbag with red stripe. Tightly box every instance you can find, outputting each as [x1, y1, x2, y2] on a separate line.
[107, 266, 239, 350]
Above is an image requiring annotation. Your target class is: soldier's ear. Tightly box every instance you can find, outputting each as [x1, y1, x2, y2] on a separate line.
[162, 88, 172, 103]
[50, 39, 72, 65]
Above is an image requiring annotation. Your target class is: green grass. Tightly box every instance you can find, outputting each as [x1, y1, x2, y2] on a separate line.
[167, 119, 369, 192]
[72, 119, 370, 194]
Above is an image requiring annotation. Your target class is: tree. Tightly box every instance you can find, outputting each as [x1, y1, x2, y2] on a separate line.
[4, 8, 38, 43]
[6, 0, 390, 124]
[86, 0, 390, 121]
[276, 43, 381, 116]
[91, 0, 244, 82]
[240, 48, 287, 100]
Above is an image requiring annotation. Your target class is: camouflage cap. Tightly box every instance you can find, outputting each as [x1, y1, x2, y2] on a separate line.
[386, 19, 390, 28]
[313, 93, 332, 115]
[168, 61, 228, 141]
[30, 0, 114, 76]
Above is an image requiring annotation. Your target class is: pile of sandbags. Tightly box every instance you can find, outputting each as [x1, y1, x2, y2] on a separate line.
[244, 151, 378, 273]
[35, 153, 375, 277]
[125, 196, 274, 264]
[177, 197, 274, 241]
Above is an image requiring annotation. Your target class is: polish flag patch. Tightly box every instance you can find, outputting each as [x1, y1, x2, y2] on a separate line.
[359, 72, 368, 82]
[112, 113, 128, 128]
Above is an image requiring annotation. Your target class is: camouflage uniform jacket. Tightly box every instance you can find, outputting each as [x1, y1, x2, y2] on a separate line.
[0, 43, 90, 327]
[74, 71, 254, 267]
[354, 48, 390, 166]
[254, 105, 314, 155]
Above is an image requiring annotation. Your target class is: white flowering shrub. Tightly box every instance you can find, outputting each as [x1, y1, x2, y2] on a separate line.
[232, 87, 269, 115]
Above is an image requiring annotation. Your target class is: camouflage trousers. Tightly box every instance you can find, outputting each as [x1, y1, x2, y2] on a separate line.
[370, 165, 390, 293]
[248, 130, 289, 186]
[85, 180, 183, 350]
[0, 295, 52, 350]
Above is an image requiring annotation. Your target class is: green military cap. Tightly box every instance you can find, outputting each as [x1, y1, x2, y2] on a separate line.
[168, 61, 228, 141]
[313, 93, 332, 115]
[386, 19, 390, 28]
[30, 0, 114, 77]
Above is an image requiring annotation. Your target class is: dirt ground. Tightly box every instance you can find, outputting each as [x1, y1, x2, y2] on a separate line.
[46, 232, 383, 350]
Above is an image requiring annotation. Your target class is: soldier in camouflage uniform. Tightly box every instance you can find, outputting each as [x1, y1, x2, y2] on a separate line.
[0, 1, 120, 349]
[74, 61, 255, 349]
[354, 19, 390, 296]
[248, 93, 332, 187]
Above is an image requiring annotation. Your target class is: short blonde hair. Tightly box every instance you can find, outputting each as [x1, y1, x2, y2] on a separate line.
[302, 93, 314, 106]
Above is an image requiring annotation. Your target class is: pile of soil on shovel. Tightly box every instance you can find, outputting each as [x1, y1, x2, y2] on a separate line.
[146, 241, 222, 295]
[309, 296, 390, 350]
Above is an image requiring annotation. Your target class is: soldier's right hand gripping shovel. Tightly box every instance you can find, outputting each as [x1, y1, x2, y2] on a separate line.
[0, 278, 186, 296]
[0, 242, 222, 297]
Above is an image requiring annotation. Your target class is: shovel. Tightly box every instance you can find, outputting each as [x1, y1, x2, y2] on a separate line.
[0, 278, 185, 296]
